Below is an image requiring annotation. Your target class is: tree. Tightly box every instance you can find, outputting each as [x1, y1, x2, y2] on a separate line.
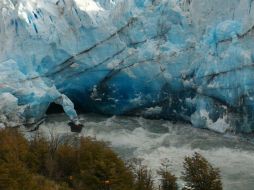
[0, 128, 136, 190]
[181, 152, 222, 190]
[128, 158, 154, 190]
[69, 137, 135, 190]
[157, 160, 177, 190]
[0, 128, 70, 190]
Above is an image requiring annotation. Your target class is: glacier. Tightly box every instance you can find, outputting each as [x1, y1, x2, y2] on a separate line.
[1, 0, 254, 133]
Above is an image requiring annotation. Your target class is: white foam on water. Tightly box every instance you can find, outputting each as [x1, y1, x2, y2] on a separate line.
[35, 114, 254, 190]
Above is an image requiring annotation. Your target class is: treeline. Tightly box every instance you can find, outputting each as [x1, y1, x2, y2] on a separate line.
[0, 128, 222, 190]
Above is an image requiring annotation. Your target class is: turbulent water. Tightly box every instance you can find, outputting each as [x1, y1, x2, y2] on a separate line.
[26, 113, 254, 190]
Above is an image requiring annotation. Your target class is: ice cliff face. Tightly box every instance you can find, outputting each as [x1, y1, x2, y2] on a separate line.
[1, 0, 254, 133]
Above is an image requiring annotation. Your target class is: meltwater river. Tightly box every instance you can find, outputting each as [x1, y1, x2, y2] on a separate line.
[28, 113, 254, 190]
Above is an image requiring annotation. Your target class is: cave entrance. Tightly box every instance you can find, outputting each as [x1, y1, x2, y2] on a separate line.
[46, 103, 64, 114]
[46, 102, 87, 115]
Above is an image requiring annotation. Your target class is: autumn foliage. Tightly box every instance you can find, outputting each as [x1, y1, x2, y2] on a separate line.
[0, 128, 223, 190]
[0, 128, 133, 190]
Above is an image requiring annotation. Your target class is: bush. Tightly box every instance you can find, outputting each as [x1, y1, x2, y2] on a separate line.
[0, 128, 70, 190]
[0, 128, 135, 190]
[57, 137, 135, 190]
[181, 152, 222, 190]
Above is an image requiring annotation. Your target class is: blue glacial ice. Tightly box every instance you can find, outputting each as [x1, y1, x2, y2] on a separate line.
[1, 0, 254, 133]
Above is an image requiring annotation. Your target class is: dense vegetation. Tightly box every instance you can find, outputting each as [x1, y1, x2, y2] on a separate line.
[0, 128, 222, 190]
[182, 152, 222, 190]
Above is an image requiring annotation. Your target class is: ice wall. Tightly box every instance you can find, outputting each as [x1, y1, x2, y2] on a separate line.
[1, 0, 254, 132]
